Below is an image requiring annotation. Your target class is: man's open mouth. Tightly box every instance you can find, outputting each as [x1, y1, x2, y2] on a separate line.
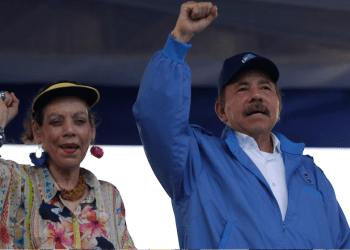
[246, 110, 268, 116]
[245, 102, 270, 116]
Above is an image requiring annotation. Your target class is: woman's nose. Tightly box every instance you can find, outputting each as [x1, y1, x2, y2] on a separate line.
[62, 120, 75, 137]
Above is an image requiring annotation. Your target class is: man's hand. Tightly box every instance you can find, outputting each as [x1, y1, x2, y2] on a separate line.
[171, 1, 218, 44]
[0, 91, 19, 128]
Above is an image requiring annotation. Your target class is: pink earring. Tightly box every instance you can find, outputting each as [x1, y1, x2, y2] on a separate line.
[90, 146, 104, 158]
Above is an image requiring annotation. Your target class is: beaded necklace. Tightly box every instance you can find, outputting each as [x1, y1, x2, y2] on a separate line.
[59, 171, 86, 201]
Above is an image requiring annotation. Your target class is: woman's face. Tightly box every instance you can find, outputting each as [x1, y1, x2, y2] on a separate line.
[33, 96, 95, 170]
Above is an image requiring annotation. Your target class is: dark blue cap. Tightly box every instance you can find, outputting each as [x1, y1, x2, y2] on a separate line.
[217, 52, 279, 94]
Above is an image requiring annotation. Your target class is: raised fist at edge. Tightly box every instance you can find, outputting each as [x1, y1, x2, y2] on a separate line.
[0, 91, 19, 129]
[171, 1, 218, 44]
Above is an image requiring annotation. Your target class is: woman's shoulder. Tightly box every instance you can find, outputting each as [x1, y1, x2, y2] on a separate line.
[0, 158, 33, 173]
[98, 180, 123, 199]
[81, 167, 121, 194]
[98, 179, 118, 190]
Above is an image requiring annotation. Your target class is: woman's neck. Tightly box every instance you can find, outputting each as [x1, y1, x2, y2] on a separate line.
[47, 161, 80, 190]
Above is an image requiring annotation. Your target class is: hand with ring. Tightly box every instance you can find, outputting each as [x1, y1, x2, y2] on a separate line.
[0, 91, 20, 128]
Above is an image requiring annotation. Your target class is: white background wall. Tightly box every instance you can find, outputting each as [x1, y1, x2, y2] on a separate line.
[1, 145, 349, 249]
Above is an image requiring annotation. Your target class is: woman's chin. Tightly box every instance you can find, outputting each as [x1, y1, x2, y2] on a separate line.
[48, 158, 82, 171]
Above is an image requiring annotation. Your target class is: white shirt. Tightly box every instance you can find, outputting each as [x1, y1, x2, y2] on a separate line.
[235, 131, 288, 220]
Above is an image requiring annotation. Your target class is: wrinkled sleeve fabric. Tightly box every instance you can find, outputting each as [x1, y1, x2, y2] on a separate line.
[133, 35, 194, 203]
[0, 158, 27, 248]
[112, 185, 136, 249]
[315, 166, 350, 248]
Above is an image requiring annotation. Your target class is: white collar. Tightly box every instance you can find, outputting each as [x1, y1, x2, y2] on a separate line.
[235, 130, 281, 154]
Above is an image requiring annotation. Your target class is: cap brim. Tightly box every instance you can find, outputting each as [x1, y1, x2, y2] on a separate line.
[33, 83, 100, 113]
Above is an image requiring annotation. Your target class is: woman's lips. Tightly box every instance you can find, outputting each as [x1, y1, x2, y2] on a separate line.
[61, 148, 78, 154]
[60, 143, 79, 154]
[61, 143, 78, 148]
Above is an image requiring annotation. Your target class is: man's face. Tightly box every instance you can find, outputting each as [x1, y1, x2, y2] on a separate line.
[216, 70, 280, 137]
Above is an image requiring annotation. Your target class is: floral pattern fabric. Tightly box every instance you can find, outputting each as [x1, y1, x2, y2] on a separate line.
[0, 158, 135, 249]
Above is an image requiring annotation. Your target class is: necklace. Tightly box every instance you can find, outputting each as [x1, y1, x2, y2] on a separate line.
[60, 171, 86, 201]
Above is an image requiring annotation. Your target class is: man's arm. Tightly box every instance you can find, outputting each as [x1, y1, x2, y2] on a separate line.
[133, 2, 217, 202]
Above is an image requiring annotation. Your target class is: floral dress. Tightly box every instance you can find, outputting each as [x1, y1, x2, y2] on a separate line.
[0, 158, 135, 249]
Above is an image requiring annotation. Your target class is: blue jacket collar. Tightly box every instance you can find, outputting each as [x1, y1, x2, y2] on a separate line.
[224, 126, 305, 193]
[223, 126, 305, 155]
[273, 131, 305, 155]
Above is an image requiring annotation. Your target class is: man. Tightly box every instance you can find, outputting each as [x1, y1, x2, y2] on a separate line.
[133, 1, 350, 248]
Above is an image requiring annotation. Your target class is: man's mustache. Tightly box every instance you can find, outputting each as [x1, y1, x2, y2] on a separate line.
[244, 101, 270, 116]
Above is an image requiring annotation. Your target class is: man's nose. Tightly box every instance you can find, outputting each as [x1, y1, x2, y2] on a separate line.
[248, 86, 263, 102]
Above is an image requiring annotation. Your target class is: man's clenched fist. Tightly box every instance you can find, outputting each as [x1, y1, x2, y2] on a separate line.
[171, 1, 218, 44]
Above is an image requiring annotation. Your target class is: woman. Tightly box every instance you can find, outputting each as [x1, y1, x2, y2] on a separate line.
[0, 82, 135, 249]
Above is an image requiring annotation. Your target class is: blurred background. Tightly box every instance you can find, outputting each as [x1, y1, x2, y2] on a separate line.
[1, 0, 350, 248]
[2, 0, 350, 146]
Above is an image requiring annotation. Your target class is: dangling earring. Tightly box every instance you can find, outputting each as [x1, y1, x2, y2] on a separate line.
[29, 144, 49, 166]
[90, 145, 104, 158]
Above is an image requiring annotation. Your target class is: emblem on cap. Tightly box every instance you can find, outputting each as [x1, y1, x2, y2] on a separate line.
[242, 54, 256, 63]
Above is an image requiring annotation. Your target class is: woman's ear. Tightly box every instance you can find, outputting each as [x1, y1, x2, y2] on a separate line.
[90, 127, 96, 144]
[215, 101, 228, 123]
[32, 120, 43, 144]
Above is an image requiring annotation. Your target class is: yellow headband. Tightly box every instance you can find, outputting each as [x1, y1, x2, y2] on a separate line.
[32, 82, 100, 113]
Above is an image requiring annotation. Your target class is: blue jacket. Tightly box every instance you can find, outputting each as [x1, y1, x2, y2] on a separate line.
[133, 35, 350, 249]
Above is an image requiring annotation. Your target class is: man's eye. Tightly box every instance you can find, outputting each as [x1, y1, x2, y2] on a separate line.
[238, 88, 247, 92]
[76, 119, 86, 124]
[49, 120, 61, 125]
[263, 86, 271, 90]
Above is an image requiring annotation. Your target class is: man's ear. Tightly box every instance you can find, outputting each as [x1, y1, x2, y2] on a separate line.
[215, 101, 228, 123]
[277, 100, 282, 122]
[32, 120, 43, 144]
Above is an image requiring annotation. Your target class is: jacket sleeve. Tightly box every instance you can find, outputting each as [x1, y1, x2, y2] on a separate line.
[133, 34, 194, 202]
[315, 166, 350, 248]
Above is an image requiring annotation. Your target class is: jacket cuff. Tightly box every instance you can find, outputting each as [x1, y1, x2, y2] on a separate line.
[162, 34, 192, 64]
